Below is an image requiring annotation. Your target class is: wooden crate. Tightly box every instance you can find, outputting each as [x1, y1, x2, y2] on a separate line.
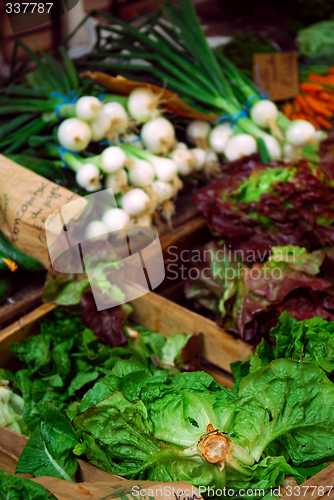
[0, 290, 252, 386]
[1, 296, 334, 496]
[0, 426, 123, 483]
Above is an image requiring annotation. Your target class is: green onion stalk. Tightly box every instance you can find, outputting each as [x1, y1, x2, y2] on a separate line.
[75, 1, 324, 161]
[73, 4, 282, 160]
[0, 42, 95, 155]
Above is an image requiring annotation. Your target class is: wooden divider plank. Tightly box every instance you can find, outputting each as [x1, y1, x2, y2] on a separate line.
[131, 292, 253, 373]
[0, 427, 123, 483]
[290, 463, 334, 499]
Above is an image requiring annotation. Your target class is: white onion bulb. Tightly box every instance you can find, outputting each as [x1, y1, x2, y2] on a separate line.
[151, 180, 174, 202]
[127, 87, 161, 123]
[85, 181, 102, 192]
[205, 149, 218, 164]
[101, 146, 127, 173]
[176, 142, 188, 150]
[136, 213, 153, 226]
[102, 208, 129, 232]
[57, 118, 92, 152]
[151, 157, 178, 182]
[129, 159, 155, 187]
[84, 220, 108, 240]
[286, 120, 316, 147]
[141, 117, 175, 154]
[283, 143, 302, 161]
[100, 102, 129, 134]
[261, 134, 282, 160]
[121, 188, 150, 216]
[250, 100, 278, 129]
[191, 148, 207, 171]
[105, 169, 128, 194]
[209, 123, 233, 153]
[75, 163, 100, 189]
[90, 114, 111, 142]
[186, 120, 211, 144]
[313, 130, 327, 142]
[171, 148, 195, 176]
[224, 134, 257, 162]
[75, 96, 102, 122]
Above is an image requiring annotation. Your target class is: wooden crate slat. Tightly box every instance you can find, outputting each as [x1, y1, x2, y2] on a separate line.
[0, 427, 123, 483]
[130, 292, 252, 372]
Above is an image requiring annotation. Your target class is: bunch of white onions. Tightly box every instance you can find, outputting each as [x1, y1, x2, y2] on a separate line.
[57, 95, 131, 152]
[186, 119, 260, 162]
[249, 100, 327, 159]
[186, 118, 284, 162]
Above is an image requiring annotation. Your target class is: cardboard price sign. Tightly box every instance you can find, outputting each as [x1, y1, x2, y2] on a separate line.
[253, 52, 299, 101]
[0, 155, 86, 269]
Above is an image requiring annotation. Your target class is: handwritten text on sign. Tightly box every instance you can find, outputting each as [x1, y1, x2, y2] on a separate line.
[253, 52, 299, 101]
[0, 155, 85, 268]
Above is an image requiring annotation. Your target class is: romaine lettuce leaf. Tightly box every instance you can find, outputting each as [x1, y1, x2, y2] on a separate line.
[0, 470, 51, 500]
[231, 359, 334, 465]
[73, 391, 227, 489]
[16, 402, 79, 481]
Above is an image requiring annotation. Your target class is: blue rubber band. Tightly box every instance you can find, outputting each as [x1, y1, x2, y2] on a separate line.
[214, 112, 235, 124]
[120, 136, 142, 144]
[246, 94, 267, 110]
[99, 140, 116, 146]
[50, 90, 77, 120]
[130, 136, 142, 143]
[99, 93, 105, 102]
[215, 110, 248, 125]
[231, 110, 248, 125]
[56, 146, 79, 169]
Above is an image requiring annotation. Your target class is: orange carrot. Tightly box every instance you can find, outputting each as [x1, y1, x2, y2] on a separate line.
[283, 103, 293, 119]
[304, 94, 333, 118]
[290, 114, 299, 120]
[304, 115, 320, 130]
[318, 91, 333, 101]
[300, 82, 324, 92]
[324, 101, 334, 113]
[294, 99, 301, 113]
[315, 115, 332, 130]
[298, 113, 307, 120]
[308, 74, 334, 85]
[295, 94, 314, 115]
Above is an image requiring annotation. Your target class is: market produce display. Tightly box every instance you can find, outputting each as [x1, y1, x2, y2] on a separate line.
[2, 308, 334, 498]
[2, 1, 334, 497]
[0, 302, 201, 432]
[77, 1, 323, 163]
[194, 156, 334, 254]
[0, 46, 213, 230]
[184, 242, 334, 341]
[283, 69, 334, 130]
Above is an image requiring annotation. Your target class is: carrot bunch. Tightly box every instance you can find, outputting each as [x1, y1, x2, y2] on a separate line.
[282, 67, 334, 131]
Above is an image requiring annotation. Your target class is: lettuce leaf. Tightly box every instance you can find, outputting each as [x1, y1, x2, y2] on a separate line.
[0, 470, 51, 500]
[231, 359, 334, 466]
[185, 243, 334, 341]
[194, 158, 334, 256]
[232, 312, 334, 384]
[73, 391, 227, 489]
[7, 307, 201, 429]
[16, 402, 79, 481]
